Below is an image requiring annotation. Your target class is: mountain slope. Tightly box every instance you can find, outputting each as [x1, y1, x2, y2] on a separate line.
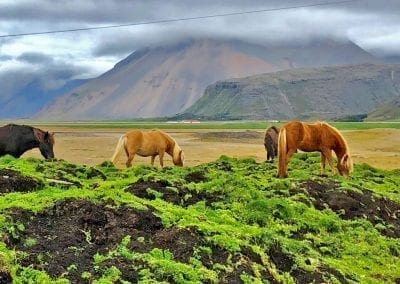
[181, 63, 400, 120]
[0, 79, 88, 119]
[367, 97, 400, 121]
[36, 38, 378, 120]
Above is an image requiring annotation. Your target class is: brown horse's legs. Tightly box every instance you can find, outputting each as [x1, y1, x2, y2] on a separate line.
[126, 153, 134, 168]
[284, 148, 297, 176]
[159, 151, 165, 167]
[151, 155, 157, 166]
[278, 148, 296, 178]
[320, 153, 327, 176]
[321, 149, 336, 175]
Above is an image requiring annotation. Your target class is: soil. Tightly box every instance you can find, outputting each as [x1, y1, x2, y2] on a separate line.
[126, 176, 223, 207]
[5, 199, 163, 283]
[268, 241, 350, 283]
[3, 199, 270, 283]
[0, 169, 43, 194]
[297, 180, 400, 238]
[0, 271, 12, 284]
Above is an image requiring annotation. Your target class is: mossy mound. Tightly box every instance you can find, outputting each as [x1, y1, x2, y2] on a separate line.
[0, 154, 399, 283]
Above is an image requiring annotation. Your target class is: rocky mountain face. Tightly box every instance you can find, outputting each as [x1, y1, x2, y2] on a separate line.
[36, 38, 379, 120]
[180, 63, 400, 120]
[367, 96, 400, 121]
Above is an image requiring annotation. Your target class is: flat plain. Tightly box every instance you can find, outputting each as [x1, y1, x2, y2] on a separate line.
[20, 124, 400, 170]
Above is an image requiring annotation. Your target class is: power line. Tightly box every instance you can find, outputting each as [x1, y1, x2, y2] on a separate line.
[0, 0, 361, 38]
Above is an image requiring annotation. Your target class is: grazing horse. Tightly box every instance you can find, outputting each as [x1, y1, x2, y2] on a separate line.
[264, 126, 279, 162]
[0, 124, 55, 159]
[277, 121, 353, 178]
[111, 129, 184, 168]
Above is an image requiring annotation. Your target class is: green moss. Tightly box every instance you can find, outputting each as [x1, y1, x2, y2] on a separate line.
[0, 154, 399, 283]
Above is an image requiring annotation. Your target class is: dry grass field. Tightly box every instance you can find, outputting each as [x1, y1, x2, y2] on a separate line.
[21, 127, 400, 170]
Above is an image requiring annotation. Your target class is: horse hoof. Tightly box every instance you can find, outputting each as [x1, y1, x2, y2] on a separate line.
[276, 174, 288, 178]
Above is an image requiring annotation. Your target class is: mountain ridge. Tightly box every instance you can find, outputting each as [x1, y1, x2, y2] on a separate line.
[180, 63, 400, 120]
[35, 38, 380, 120]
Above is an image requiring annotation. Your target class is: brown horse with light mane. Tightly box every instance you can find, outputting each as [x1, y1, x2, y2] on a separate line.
[277, 121, 353, 178]
[111, 129, 184, 168]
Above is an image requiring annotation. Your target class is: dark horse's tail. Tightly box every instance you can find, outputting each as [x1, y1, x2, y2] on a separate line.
[111, 135, 127, 166]
[277, 127, 287, 178]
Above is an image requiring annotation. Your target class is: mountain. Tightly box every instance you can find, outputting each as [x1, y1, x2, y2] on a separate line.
[180, 63, 400, 120]
[36, 38, 379, 120]
[367, 97, 400, 121]
[0, 79, 88, 119]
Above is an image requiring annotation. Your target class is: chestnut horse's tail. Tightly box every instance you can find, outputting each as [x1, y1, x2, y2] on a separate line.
[111, 135, 127, 166]
[277, 127, 287, 177]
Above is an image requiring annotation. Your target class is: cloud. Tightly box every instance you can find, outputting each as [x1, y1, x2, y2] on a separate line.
[0, 0, 400, 91]
[0, 56, 90, 100]
[17, 52, 54, 64]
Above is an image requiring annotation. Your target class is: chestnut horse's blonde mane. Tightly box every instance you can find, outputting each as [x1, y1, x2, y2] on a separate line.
[321, 121, 353, 172]
[156, 130, 180, 157]
[152, 129, 185, 166]
[320, 121, 349, 150]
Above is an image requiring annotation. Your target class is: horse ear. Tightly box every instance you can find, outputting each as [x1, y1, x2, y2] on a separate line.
[33, 128, 45, 143]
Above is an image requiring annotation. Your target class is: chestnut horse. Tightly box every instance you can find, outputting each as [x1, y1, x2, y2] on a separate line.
[111, 129, 184, 168]
[264, 126, 279, 162]
[277, 121, 353, 178]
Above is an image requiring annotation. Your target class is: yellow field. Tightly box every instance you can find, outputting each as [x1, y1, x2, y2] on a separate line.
[20, 127, 400, 170]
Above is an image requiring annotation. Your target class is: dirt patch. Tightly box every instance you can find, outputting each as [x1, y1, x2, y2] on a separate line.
[185, 170, 209, 183]
[5, 199, 163, 283]
[298, 180, 400, 238]
[199, 244, 273, 283]
[0, 270, 12, 284]
[152, 227, 199, 263]
[0, 169, 43, 194]
[268, 241, 350, 283]
[35, 162, 107, 182]
[214, 160, 233, 171]
[126, 178, 222, 207]
[4, 199, 271, 282]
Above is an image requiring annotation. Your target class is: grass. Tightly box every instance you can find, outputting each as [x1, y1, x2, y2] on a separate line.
[0, 154, 399, 283]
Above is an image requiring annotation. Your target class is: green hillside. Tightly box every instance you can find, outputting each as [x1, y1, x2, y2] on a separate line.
[181, 63, 400, 121]
[0, 155, 399, 283]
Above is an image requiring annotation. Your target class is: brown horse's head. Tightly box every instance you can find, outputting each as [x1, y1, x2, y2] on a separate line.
[172, 144, 184, 166]
[337, 153, 353, 178]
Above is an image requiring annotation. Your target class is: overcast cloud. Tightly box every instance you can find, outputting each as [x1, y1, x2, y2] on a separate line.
[1, 0, 400, 97]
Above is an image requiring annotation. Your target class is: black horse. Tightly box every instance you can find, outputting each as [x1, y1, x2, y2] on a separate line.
[0, 124, 55, 159]
[264, 126, 279, 162]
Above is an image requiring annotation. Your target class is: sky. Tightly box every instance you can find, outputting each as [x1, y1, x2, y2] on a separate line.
[1, 0, 400, 97]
